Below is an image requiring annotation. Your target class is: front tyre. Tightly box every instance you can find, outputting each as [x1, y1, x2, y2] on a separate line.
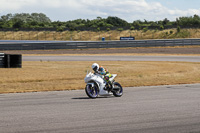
[85, 83, 99, 99]
[112, 82, 123, 97]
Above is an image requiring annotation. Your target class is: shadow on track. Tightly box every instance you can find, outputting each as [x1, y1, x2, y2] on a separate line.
[72, 97, 90, 100]
[72, 96, 114, 100]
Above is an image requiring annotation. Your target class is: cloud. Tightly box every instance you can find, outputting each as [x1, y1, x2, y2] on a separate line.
[0, 0, 200, 21]
[0, 0, 37, 11]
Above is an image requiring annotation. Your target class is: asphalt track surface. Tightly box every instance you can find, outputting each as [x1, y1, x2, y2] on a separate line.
[1, 84, 200, 133]
[23, 55, 200, 62]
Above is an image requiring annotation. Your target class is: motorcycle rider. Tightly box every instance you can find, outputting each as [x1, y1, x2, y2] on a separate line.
[92, 63, 112, 90]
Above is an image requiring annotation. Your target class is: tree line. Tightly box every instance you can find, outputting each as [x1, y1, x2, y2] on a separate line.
[0, 13, 200, 31]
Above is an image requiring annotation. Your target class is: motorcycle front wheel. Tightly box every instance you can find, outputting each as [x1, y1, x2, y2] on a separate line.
[112, 82, 123, 97]
[85, 83, 99, 99]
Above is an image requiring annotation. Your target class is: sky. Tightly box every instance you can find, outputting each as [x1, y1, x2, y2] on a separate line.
[0, 0, 200, 22]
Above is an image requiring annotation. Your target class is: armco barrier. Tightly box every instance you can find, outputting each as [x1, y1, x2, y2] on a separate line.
[0, 39, 200, 50]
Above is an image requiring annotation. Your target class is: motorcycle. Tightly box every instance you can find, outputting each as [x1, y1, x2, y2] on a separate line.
[84, 70, 123, 98]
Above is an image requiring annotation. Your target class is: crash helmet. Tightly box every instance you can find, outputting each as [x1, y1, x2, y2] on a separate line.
[92, 63, 99, 71]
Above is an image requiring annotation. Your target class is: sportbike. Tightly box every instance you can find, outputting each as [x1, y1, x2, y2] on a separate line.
[84, 71, 123, 98]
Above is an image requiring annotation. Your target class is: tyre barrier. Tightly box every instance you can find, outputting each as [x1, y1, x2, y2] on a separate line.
[0, 53, 22, 68]
[0, 53, 5, 68]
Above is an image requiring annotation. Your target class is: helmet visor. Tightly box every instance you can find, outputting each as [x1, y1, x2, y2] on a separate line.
[93, 66, 98, 71]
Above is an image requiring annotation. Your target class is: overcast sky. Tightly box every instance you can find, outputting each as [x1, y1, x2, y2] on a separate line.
[0, 0, 200, 22]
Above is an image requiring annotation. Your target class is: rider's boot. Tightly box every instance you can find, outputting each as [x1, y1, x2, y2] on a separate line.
[103, 81, 112, 91]
[107, 81, 113, 92]
[103, 82, 109, 90]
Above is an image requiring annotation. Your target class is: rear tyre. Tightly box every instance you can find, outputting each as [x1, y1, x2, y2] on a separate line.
[85, 83, 99, 99]
[112, 82, 123, 97]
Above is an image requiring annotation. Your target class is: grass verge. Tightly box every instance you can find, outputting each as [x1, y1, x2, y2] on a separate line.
[0, 61, 200, 94]
[1, 28, 200, 41]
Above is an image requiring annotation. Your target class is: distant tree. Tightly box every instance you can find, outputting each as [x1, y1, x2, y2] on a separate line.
[66, 22, 77, 31]
[150, 22, 158, 26]
[13, 19, 24, 28]
[0, 13, 52, 28]
[97, 27, 101, 31]
[0, 14, 12, 22]
[162, 18, 170, 25]
[31, 13, 51, 23]
[160, 25, 164, 30]
[177, 14, 200, 26]
[106, 16, 129, 27]
[29, 21, 38, 27]
[143, 27, 148, 32]
[57, 27, 64, 32]
[177, 26, 181, 33]
[132, 20, 142, 28]
[1, 13, 200, 31]
[117, 28, 124, 32]
[0, 22, 3, 28]
[130, 26, 135, 30]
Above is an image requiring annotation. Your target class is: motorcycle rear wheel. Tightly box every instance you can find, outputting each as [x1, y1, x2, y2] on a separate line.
[85, 83, 99, 99]
[112, 82, 123, 97]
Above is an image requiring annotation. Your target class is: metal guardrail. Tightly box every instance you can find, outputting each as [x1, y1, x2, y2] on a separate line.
[0, 39, 200, 50]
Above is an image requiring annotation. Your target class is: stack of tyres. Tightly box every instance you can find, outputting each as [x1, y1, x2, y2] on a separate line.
[0, 53, 22, 68]
[0, 53, 5, 68]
